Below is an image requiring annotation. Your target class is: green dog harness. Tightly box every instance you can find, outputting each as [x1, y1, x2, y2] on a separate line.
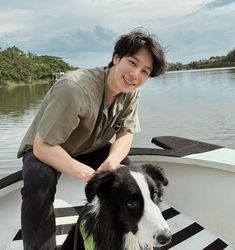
[80, 223, 95, 250]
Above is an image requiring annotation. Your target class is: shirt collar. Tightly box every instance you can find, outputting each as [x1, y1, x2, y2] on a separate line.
[103, 67, 110, 110]
[103, 67, 125, 115]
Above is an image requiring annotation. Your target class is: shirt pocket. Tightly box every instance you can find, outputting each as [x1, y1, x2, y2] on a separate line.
[98, 126, 116, 145]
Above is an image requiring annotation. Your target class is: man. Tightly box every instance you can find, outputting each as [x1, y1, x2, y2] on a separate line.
[18, 28, 166, 249]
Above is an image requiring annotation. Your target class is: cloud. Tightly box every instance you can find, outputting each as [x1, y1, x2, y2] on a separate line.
[33, 26, 116, 56]
[164, 27, 234, 63]
[0, 9, 34, 34]
[202, 0, 235, 9]
[186, 0, 235, 17]
[0, 0, 234, 67]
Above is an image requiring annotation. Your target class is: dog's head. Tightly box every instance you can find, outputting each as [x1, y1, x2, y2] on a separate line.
[85, 164, 171, 249]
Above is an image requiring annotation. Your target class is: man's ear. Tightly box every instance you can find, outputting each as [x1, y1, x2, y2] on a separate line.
[141, 164, 168, 186]
[85, 171, 116, 202]
[113, 54, 120, 65]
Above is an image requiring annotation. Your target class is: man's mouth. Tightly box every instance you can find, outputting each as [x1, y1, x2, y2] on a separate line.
[123, 76, 135, 86]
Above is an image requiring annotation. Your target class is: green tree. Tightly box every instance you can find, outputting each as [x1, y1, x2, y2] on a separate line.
[226, 49, 235, 63]
[0, 46, 76, 85]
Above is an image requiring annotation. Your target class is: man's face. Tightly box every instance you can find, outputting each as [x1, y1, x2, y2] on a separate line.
[110, 48, 153, 94]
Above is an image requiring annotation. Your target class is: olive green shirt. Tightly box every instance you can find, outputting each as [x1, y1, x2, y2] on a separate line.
[17, 67, 141, 158]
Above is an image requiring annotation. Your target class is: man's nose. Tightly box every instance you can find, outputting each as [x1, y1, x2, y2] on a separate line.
[129, 68, 139, 82]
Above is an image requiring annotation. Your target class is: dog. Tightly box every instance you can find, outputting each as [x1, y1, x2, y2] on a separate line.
[61, 163, 171, 250]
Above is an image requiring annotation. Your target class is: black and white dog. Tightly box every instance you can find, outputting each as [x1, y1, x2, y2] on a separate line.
[61, 164, 171, 250]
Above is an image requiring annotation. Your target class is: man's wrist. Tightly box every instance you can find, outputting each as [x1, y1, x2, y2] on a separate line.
[105, 156, 120, 166]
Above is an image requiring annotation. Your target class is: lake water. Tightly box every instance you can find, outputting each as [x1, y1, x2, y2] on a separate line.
[1, 67, 235, 174]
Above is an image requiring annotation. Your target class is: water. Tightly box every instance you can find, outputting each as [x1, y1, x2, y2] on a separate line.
[134, 67, 235, 149]
[1, 68, 235, 174]
[0, 84, 51, 174]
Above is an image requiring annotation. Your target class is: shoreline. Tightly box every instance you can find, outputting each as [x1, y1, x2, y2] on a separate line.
[166, 66, 235, 74]
[1, 66, 235, 86]
[0, 80, 50, 88]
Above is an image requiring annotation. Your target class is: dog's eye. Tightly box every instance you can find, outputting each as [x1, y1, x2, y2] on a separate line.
[127, 200, 137, 209]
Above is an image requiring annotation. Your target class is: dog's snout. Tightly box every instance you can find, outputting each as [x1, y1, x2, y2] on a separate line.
[155, 228, 172, 245]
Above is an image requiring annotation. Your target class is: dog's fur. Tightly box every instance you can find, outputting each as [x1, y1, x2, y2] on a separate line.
[61, 164, 171, 250]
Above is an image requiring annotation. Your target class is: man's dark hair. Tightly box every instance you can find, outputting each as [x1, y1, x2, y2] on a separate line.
[108, 28, 166, 77]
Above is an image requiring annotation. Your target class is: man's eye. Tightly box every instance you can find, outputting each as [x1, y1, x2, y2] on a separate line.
[143, 70, 150, 76]
[129, 60, 136, 66]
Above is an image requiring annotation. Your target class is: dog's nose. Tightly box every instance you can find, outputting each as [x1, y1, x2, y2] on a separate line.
[156, 229, 172, 245]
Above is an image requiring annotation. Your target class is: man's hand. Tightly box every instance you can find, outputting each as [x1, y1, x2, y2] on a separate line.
[97, 159, 120, 171]
[76, 163, 96, 182]
[97, 131, 133, 171]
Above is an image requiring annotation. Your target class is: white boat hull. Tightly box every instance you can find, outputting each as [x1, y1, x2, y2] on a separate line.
[1, 136, 234, 249]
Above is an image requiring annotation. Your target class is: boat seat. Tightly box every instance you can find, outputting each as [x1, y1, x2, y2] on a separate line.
[130, 136, 222, 157]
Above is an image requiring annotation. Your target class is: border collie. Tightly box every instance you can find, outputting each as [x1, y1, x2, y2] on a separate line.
[61, 164, 171, 250]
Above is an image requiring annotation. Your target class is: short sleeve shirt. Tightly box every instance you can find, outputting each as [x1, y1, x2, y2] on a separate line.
[17, 67, 141, 158]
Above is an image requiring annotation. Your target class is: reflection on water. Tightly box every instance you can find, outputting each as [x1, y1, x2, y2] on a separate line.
[0, 83, 51, 115]
[1, 68, 235, 174]
[0, 83, 51, 174]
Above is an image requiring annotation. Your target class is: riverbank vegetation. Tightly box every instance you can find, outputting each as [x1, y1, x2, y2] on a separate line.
[0, 46, 76, 86]
[167, 48, 235, 71]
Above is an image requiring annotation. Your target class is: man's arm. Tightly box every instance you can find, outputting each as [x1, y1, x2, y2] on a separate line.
[33, 132, 95, 182]
[98, 130, 133, 171]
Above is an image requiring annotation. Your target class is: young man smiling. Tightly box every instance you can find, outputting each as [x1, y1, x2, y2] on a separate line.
[17, 28, 166, 249]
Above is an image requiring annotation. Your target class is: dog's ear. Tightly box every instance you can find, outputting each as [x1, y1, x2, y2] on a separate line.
[141, 164, 168, 186]
[85, 171, 116, 202]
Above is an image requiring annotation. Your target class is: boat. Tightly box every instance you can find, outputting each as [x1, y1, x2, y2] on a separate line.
[0, 136, 234, 249]
[50, 72, 65, 84]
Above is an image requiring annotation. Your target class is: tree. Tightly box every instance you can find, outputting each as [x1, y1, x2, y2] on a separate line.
[226, 49, 235, 63]
[0, 46, 76, 85]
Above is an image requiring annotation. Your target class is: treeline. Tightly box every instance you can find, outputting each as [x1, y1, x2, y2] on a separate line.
[0, 46, 76, 85]
[167, 48, 235, 71]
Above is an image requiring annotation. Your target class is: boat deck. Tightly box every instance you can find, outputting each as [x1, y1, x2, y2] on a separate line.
[5, 174, 232, 250]
[8, 199, 232, 250]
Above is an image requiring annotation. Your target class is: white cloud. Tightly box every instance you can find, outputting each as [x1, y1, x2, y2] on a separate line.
[0, 9, 34, 34]
[201, 0, 235, 10]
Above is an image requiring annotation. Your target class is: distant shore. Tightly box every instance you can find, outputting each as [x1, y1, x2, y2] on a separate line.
[166, 66, 235, 74]
[0, 79, 50, 88]
[1, 66, 235, 87]
[0, 46, 75, 88]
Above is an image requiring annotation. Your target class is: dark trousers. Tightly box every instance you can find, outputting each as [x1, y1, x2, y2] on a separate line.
[21, 143, 130, 250]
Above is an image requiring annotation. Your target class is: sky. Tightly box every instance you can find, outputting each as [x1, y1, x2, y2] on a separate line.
[0, 0, 234, 68]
